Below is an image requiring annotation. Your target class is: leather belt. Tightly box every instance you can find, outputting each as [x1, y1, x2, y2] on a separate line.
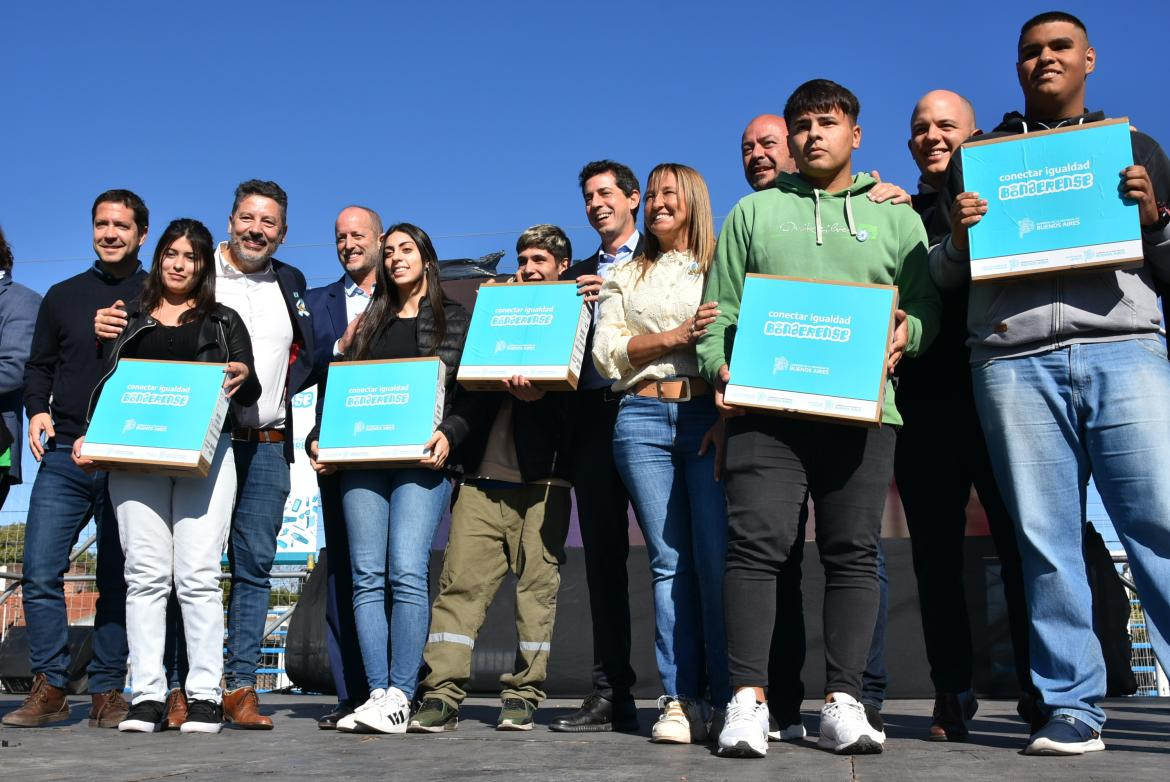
[231, 427, 286, 443]
[630, 377, 710, 402]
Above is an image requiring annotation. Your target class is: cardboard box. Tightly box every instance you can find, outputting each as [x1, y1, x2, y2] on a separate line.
[724, 274, 897, 425]
[457, 280, 589, 391]
[962, 118, 1142, 281]
[316, 357, 446, 467]
[80, 359, 230, 477]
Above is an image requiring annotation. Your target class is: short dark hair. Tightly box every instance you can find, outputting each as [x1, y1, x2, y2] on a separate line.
[783, 79, 861, 126]
[517, 224, 572, 262]
[140, 218, 218, 325]
[232, 179, 289, 224]
[92, 189, 149, 233]
[0, 224, 12, 273]
[1020, 11, 1088, 47]
[578, 160, 640, 219]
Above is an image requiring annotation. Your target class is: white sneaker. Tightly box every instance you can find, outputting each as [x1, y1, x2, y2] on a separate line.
[352, 687, 410, 734]
[650, 696, 709, 744]
[337, 689, 386, 733]
[717, 689, 769, 758]
[817, 692, 884, 754]
[767, 712, 807, 742]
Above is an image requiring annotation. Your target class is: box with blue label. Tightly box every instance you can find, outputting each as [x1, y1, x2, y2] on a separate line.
[457, 280, 589, 391]
[316, 357, 446, 466]
[962, 118, 1142, 281]
[80, 359, 230, 477]
[724, 275, 897, 425]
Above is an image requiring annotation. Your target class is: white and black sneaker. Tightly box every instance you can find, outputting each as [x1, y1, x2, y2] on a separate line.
[180, 700, 223, 734]
[817, 692, 884, 755]
[768, 712, 807, 741]
[352, 686, 411, 734]
[118, 700, 165, 733]
[718, 689, 770, 758]
[337, 689, 385, 733]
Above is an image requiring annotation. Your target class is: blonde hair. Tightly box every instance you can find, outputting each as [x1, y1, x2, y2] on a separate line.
[637, 163, 715, 278]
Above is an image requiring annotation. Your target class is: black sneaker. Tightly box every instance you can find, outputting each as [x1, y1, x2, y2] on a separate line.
[118, 700, 165, 733]
[180, 700, 223, 734]
[863, 704, 885, 737]
[498, 697, 536, 731]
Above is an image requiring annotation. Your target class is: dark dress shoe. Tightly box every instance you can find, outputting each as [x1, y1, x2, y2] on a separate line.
[929, 691, 978, 741]
[549, 692, 638, 733]
[318, 701, 354, 730]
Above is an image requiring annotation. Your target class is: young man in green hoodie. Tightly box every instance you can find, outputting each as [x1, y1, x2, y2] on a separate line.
[700, 79, 939, 758]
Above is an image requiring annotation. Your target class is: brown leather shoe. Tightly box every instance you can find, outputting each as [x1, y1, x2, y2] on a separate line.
[929, 691, 978, 741]
[222, 686, 273, 730]
[1, 673, 71, 727]
[89, 688, 130, 728]
[163, 688, 189, 730]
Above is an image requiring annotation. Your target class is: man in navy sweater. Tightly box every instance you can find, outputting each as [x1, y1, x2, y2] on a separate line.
[3, 190, 148, 728]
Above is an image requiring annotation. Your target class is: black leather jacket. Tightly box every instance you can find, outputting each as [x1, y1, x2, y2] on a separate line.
[86, 301, 261, 422]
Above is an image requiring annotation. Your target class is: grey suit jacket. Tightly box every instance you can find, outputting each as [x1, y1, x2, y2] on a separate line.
[0, 273, 43, 485]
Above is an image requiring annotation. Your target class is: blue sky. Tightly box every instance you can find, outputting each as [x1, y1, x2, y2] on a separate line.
[1, 0, 1167, 517]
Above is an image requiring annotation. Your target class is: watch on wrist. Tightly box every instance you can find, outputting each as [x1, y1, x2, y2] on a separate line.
[1149, 203, 1170, 233]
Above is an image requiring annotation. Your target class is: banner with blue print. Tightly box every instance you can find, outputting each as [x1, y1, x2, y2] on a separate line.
[81, 359, 229, 476]
[962, 118, 1142, 280]
[724, 275, 895, 424]
[457, 280, 588, 390]
[317, 357, 445, 464]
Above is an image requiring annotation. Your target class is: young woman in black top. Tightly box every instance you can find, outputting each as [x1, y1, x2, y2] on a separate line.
[307, 223, 471, 733]
[74, 218, 258, 734]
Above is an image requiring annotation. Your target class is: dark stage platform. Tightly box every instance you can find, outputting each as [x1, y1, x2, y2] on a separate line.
[2, 694, 1167, 781]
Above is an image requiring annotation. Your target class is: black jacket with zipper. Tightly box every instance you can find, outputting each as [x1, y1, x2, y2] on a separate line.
[87, 301, 261, 424]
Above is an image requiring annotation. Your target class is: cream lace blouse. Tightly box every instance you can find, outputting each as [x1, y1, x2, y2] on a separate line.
[592, 249, 705, 391]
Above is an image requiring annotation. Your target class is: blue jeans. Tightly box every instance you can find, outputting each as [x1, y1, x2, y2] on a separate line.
[224, 441, 290, 690]
[613, 392, 730, 706]
[973, 339, 1170, 732]
[22, 446, 127, 692]
[341, 468, 451, 697]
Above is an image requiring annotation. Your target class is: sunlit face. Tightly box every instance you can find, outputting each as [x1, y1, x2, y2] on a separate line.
[1017, 21, 1095, 107]
[335, 208, 381, 279]
[92, 201, 147, 264]
[787, 108, 861, 183]
[644, 170, 689, 246]
[908, 92, 976, 182]
[227, 194, 286, 268]
[583, 172, 640, 242]
[741, 116, 793, 190]
[517, 247, 568, 282]
[159, 236, 201, 297]
[384, 231, 425, 292]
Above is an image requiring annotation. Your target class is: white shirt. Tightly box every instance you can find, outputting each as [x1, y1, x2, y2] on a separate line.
[580, 229, 641, 390]
[333, 275, 372, 357]
[214, 242, 293, 429]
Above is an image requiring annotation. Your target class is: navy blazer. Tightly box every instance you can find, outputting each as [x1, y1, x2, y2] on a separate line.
[304, 275, 349, 383]
[0, 274, 43, 485]
[271, 259, 316, 462]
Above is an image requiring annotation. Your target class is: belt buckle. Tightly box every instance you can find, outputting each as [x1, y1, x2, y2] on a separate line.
[656, 378, 690, 402]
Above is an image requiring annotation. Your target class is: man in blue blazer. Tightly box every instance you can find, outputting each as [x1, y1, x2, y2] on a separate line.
[304, 205, 381, 728]
[0, 228, 42, 509]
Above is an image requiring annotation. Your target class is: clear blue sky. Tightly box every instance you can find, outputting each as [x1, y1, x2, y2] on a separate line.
[1, 0, 1167, 517]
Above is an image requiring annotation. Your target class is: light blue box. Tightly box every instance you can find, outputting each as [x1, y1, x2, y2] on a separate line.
[317, 357, 445, 465]
[457, 281, 589, 390]
[962, 118, 1141, 280]
[724, 275, 896, 424]
[81, 359, 229, 476]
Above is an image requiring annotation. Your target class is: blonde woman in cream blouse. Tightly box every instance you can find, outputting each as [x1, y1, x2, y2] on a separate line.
[593, 162, 729, 746]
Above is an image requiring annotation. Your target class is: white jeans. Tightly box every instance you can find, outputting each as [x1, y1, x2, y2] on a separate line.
[110, 435, 235, 704]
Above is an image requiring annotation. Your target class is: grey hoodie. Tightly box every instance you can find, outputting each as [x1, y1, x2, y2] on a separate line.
[929, 110, 1170, 363]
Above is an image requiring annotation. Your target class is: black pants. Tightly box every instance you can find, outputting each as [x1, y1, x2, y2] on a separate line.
[724, 415, 895, 698]
[572, 388, 637, 700]
[319, 473, 368, 704]
[895, 395, 1033, 695]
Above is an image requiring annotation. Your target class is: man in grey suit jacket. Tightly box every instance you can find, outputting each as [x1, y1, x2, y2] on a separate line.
[0, 225, 42, 509]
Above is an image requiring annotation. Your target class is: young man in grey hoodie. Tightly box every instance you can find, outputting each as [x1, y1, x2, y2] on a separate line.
[929, 11, 1170, 757]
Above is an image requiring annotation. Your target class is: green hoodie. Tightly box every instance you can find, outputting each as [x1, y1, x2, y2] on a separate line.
[698, 172, 940, 425]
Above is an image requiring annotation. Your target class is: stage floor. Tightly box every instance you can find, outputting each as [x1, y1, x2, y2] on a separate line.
[1, 694, 1167, 781]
